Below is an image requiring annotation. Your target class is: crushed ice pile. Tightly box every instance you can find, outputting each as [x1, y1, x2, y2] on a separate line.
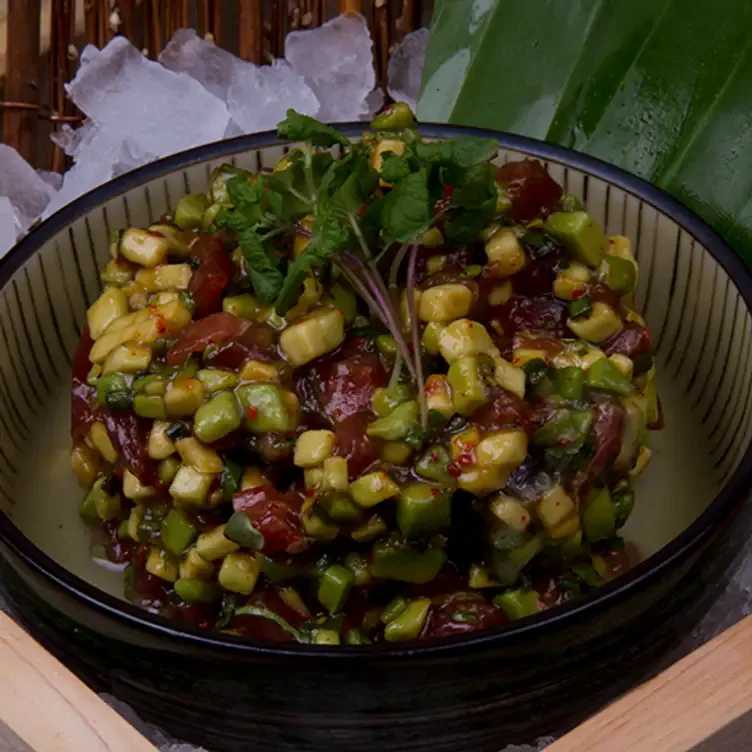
[0, 16, 426, 259]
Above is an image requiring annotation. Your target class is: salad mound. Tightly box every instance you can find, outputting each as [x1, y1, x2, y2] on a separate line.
[70, 104, 660, 645]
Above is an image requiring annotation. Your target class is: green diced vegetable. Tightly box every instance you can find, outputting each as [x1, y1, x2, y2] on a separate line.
[370, 540, 446, 584]
[223, 294, 265, 320]
[599, 256, 636, 295]
[258, 554, 296, 582]
[415, 444, 456, 485]
[193, 391, 242, 444]
[133, 393, 167, 419]
[218, 551, 261, 595]
[366, 400, 419, 440]
[224, 511, 265, 549]
[585, 358, 634, 397]
[330, 283, 358, 324]
[490, 535, 543, 586]
[344, 628, 371, 645]
[532, 409, 593, 449]
[208, 164, 248, 205]
[492, 590, 541, 620]
[383, 598, 431, 642]
[522, 358, 548, 387]
[371, 385, 411, 417]
[160, 508, 198, 555]
[396, 482, 452, 538]
[174, 578, 218, 604]
[318, 492, 362, 523]
[613, 486, 635, 529]
[568, 295, 593, 319]
[343, 552, 372, 586]
[175, 193, 209, 231]
[552, 366, 585, 401]
[133, 374, 167, 396]
[544, 211, 607, 268]
[371, 102, 416, 131]
[236, 383, 292, 432]
[380, 595, 408, 624]
[96, 372, 132, 411]
[220, 457, 243, 502]
[79, 477, 120, 523]
[318, 564, 355, 614]
[311, 629, 341, 645]
[376, 334, 398, 356]
[582, 488, 616, 542]
[447, 354, 494, 416]
[157, 456, 181, 486]
[558, 194, 584, 213]
[197, 369, 238, 393]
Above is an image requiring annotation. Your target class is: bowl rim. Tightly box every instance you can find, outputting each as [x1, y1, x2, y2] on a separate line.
[2, 122, 752, 659]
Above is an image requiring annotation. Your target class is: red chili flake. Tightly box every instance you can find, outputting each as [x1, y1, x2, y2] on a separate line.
[443, 183, 455, 199]
[115, 258, 130, 267]
[148, 304, 157, 312]
[156, 315, 167, 334]
[247, 406, 258, 420]
[467, 322, 474, 329]
[447, 462, 462, 478]
[521, 515, 528, 523]
[557, 438, 570, 447]
[431, 488, 440, 497]
[199, 619, 212, 630]
[431, 451, 439, 462]
[458, 453, 474, 467]
[572, 289, 584, 300]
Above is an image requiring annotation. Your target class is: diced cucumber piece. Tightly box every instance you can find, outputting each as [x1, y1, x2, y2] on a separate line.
[160, 508, 198, 556]
[317, 564, 355, 614]
[383, 599, 431, 642]
[174, 578, 218, 604]
[493, 590, 541, 620]
[396, 482, 452, 538]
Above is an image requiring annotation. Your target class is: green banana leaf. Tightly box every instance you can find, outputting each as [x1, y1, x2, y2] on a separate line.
[418, 0, 752, 261]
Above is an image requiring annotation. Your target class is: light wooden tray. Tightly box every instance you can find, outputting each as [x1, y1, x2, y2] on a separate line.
[1, 610, 751, 752]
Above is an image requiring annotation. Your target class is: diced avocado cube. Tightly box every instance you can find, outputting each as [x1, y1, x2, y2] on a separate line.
[349, 471, 400, 507]
[193, 391, 242, 444]
[366, 400, 419, 441]
[133, 393, 166, 419]
[582, 487, 616, 542]
[175, 193, 209, 231]
[447, 354, 494, 416]
[585, 358, 634, 397]
[195, 524, 239, 561]
[236, 383, 292, 432]
[383, 598, 431, 642]
[218, 552, 261, 595]
[396, 482, 452, 538]
[318, 564, 355, 614]
[493, 589, 541, 620]
[544, 211, 607, 268]
[146, 546, 178, 582]
[160, 508, 198, 556]
[179, 548, 214, 581]
[197, 369, 238, 393]
[80, 476, 121, 523]
[174, 578, 218, 604]
[370, 541, 446, 584]
[598, 255, 636, 295]
[169, 465, 213, 506]
[318, 492, 363, 523]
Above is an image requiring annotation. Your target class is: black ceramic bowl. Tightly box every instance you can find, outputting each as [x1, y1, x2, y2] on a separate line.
[1, 125, 751, 752]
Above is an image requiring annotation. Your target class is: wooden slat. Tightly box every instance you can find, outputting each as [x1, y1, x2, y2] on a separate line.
[549, 613, 752, 752]
[0, 612, 155, 752]
[2, 1, 42, 161]
[238, 0, 263, 64]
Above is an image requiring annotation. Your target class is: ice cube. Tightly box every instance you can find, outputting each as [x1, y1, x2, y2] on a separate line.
[42, 124, 153, 219]
[387, 28, 430, 113]
[227, 59, 319, 134]
[159, 28, 237, 102]
[285, 12, 378, 122]
[0, 197, 22, 258]
[0, 144, 55, 225]
[37, 170, 64, 192]
[66, 36, 231, 158]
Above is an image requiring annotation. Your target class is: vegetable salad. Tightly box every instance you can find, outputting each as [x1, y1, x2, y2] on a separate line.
[70, 104, 661, 644]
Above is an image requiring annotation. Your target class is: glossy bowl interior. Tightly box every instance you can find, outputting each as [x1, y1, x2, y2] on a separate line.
[1, 125, 751, 643]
